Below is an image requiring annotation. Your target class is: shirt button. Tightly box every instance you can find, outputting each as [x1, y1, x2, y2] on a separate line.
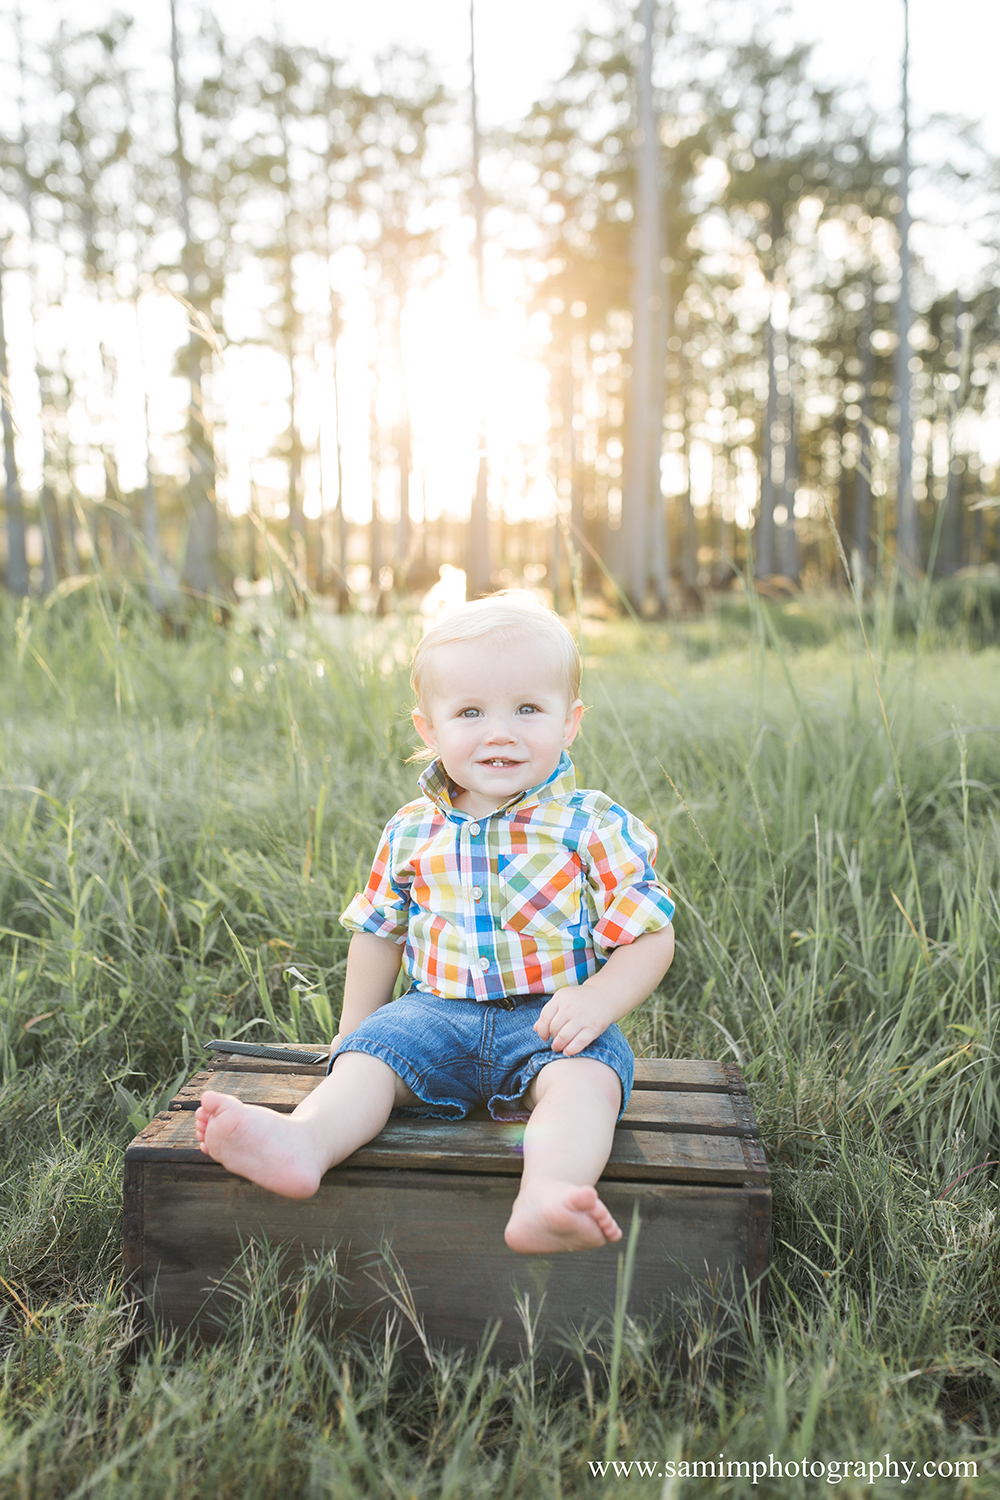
[471, 886, 483, 900]
[469, 822, 481, 836]
[478, 956, 490, 971]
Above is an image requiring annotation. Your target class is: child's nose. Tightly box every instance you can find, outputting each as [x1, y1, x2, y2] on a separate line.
[484, 719, 517, 743]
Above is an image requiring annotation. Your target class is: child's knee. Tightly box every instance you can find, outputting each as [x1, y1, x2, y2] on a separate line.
[530, 1057, 623, 1111]
[329, 1048, 413, 1103]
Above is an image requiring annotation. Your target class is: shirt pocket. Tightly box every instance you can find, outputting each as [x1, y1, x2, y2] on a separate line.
[500, 849, 582, 940]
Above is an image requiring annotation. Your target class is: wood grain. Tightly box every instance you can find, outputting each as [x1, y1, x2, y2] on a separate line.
[200, 1048, 744, 1092]
[127, 1053, 771, 1351]
[138, 1162, 761, 1358]
[171, 1070, 758, 1138]
[129, 1106, 768, 1187]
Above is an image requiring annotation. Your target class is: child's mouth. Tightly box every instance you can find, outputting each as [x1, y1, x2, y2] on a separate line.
[481, 758, 521, 768]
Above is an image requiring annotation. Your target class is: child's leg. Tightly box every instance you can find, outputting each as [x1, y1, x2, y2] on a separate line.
[504, 1058, 623, 1254]
[195, 1053, 414, 1200]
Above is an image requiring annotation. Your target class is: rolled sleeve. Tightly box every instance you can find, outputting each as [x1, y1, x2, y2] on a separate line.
[340, 890, 409, 944]
[592, 880, 675, 954]
[584, 809, 675, 955]
[339, 827, 410, 945]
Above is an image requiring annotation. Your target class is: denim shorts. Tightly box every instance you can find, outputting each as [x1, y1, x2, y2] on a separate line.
[330, 990, 634, 1121]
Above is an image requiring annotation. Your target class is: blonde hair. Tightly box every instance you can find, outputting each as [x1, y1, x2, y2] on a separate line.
[411, 593, 582, 710]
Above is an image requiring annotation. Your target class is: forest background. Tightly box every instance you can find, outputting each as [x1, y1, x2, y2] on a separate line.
[2, 0, 999, 613]
[3, 2, 1000, 1496]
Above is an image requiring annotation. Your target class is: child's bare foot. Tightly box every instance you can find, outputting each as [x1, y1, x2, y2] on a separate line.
[194, 1091, 326, 1199]
[504, 1181, 622, 1254]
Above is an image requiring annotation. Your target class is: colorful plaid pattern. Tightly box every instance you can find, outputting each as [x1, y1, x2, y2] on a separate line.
[341, 753, 675, 1003]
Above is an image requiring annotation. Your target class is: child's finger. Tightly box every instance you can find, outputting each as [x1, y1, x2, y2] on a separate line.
[534, 998, 560, 1039]
[549, 1015, 589, 1053]
[542, 1011, 570, 1049]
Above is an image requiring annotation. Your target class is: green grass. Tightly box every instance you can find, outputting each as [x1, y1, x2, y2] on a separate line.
[2, 582, 1000, 1495]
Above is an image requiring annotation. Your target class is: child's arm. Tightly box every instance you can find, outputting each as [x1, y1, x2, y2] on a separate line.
[332, 930, 404, 1046]
[534, 923, 675, 1056]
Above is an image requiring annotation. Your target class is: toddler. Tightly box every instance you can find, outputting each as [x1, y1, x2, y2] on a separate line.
[196, 596, 675, 1254]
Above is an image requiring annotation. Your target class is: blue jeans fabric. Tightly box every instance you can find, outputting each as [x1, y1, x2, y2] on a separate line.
[330, 990, 634, 1121]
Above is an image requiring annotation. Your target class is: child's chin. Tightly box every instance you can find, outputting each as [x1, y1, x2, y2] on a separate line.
[469, 769, 531, 799]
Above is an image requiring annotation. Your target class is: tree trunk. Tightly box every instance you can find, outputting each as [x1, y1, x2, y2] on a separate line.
[649, 266, 670, 614]
[620, 0, 662, 611]
[939, 300, 973, 576]
[778, 369, 798, 581]
[397, 424, 412, 584]
[466, 0, 491, 598]
[836, 408, 850, 581]
[554, 349, 576, 612]
[468, 440, 490, 598]
[895, 0, 918, 571]
[369, 365, 384, 614]
[286, 342, 305, 583]
[550, 503, 562, 615]
[677, 354, 697, 598]
[563, 349, 585, 557]
[332, 343, 349, 612]
[171, 0, 218, 603]
[396, 299, 412, 592]
[854, 281, 874, 589]
[756, 308, 778, 577]
[940, 458, 963, 577]
[281, 162, 305, 585]
[971, 489, 985, 566]
[322, 281, 350, 611]
[0, 259, 28, 595]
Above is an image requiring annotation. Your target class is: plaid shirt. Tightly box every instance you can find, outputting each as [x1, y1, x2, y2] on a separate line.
[340, 753, 675, 1003]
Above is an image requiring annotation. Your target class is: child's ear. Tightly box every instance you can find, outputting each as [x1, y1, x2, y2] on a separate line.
[412, 707, 438, 752]
[563, 699, 584, 747]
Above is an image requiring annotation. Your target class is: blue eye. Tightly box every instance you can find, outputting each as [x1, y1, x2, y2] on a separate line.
[516, 704, 539, 715]
[459, 707, 482, 718]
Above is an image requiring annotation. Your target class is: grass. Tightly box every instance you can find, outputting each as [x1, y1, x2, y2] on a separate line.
[1, 580, 1000, 1495]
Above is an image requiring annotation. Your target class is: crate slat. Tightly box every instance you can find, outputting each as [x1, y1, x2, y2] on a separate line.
[171, 1069, 756, 1138]
[201, 1047, 746, 1094]
[130, 1103, 767, 1187]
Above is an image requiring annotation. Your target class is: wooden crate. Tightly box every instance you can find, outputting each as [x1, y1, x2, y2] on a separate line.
[124, 1048, 770, 1360]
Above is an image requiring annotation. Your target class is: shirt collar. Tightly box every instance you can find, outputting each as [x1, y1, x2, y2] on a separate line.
[418, 751, 577, 819]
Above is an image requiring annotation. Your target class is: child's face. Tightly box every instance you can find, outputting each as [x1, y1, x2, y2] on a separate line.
[412, 635, 583, 816]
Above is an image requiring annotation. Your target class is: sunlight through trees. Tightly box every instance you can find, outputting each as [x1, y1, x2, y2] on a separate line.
[1, 2, 998, 615]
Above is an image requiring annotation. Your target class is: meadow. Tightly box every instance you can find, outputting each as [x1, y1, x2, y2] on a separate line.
[1, 580, 999, 1497]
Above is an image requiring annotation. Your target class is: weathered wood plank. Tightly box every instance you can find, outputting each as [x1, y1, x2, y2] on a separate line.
[746, 1189, 772, 1288]
[633, 1058, 747, 1093]
[138, 1162, 761, 1356]
[171, 1069, 757, 1138]
[201, 1048, 745, 1093]
[128, 1108, 767, 1186]
[123, 1158, 144, 1290]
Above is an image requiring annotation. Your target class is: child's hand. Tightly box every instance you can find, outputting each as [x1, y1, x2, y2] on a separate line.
[534, 988, 612, 1056]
